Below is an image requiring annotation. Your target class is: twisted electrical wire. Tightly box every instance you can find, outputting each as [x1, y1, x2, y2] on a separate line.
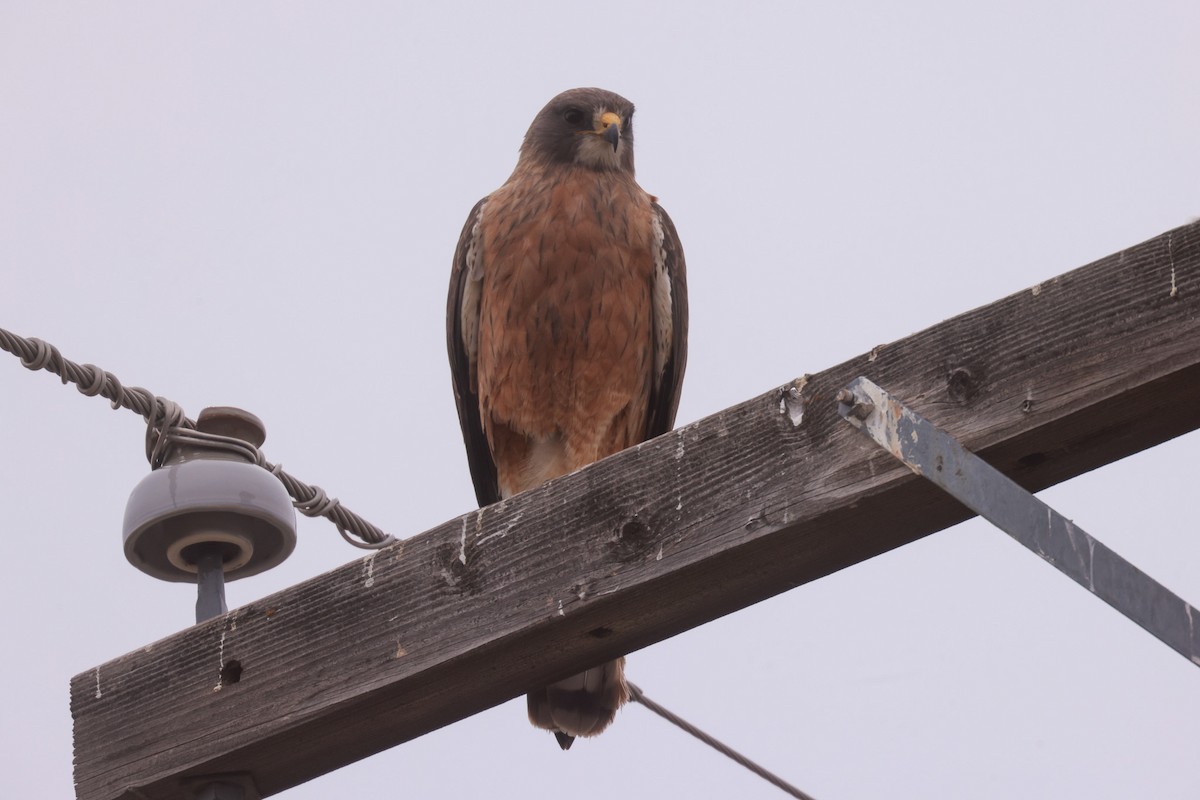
[1, 326, 395, 549]
[627, 682, 817, 800]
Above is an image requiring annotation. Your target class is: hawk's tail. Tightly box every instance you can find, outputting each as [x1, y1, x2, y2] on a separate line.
[527, 657, 628, 750]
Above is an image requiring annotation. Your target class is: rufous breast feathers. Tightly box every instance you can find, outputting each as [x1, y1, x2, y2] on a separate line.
[476, 166, 658, 493]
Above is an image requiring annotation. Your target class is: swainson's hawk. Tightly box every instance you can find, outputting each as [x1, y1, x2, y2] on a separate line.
[447, 87, 688, 749]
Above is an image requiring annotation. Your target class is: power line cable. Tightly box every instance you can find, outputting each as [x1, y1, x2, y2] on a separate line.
[627, 682, 818, 800]
[0, 326, 394, 549]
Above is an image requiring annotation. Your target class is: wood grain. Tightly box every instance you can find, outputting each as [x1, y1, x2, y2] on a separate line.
[73, 222, 1200, 799]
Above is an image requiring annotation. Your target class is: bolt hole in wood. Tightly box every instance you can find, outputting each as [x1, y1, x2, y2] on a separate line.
[609, 514, 656, 562]
[220, 660, 243, 686]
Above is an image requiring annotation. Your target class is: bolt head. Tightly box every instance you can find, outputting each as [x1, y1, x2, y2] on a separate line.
[848, 401, 876, 420]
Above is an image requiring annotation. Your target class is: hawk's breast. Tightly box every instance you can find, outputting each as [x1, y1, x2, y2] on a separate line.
[477, 166, 658, 485]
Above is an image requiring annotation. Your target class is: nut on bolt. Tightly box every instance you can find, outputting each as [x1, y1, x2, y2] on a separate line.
[837, 388, 875, 420]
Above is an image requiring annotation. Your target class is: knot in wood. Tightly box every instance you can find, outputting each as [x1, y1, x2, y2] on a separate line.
[946, 366, 981, 405]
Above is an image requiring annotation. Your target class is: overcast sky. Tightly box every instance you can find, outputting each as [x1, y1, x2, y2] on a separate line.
[3, 2, 1199, 798]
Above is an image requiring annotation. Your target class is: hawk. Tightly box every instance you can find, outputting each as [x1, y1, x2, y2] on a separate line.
[447, 87, 688, 749]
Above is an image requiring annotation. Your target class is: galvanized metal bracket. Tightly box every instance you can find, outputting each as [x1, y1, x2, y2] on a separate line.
[837, 376, 1200, 669]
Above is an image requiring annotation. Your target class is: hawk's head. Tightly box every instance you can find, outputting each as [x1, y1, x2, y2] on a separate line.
[519, 87, 636, 174]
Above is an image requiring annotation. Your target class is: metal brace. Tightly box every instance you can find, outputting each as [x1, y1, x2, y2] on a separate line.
[837, 376, 1200, 669]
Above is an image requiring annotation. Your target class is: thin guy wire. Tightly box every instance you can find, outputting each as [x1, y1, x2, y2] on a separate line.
[627, 682, 818, 800]
[0, 326, 395, 549]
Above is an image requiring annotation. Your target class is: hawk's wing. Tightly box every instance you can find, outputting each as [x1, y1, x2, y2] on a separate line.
[447, 198, 501, 507]
[645, 202, 689, 439]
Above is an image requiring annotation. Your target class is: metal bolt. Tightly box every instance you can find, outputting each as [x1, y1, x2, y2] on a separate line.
[836, 388, 875, 420]
[194, 546, 229, 623]
[848, 401, 875, 420]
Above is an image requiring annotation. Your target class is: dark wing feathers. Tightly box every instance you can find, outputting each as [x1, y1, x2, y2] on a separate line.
[447, 197, 501, 507]
[645, 201, 688, 439]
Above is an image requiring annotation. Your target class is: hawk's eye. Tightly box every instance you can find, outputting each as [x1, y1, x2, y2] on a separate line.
[562, 108, 585, 125]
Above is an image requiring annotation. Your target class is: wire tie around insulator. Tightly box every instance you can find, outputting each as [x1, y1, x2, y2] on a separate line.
[146, 397, 188, 467]
[20, 337, 57, 375]
[295, 485, 340, 518]
[167, 428, 259, 463]
[77, 364, 106, 397]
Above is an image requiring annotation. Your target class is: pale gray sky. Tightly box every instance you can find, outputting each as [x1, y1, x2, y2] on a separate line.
[2, 2, 1199, 798]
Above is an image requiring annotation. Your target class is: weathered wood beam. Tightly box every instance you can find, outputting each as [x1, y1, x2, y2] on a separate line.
[72, 222, 1200, 799]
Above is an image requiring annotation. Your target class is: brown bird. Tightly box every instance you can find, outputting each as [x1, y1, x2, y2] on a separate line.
[446, 88, 688, 749]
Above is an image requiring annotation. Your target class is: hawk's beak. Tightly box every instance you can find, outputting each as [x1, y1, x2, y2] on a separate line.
[599, 111, 621, 152]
